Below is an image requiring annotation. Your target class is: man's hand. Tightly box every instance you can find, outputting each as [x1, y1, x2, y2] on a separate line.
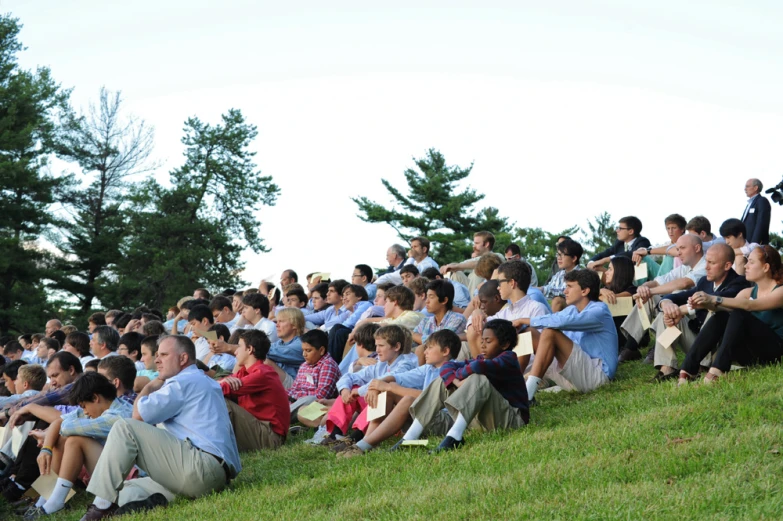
[470, 309, 487, 333]
[661, 300, 682, 327]
[452, 378, 464, 388]
[367, 379, 391, 393]
[440, 264, 456, 275]
[632, 248, 648, 265]
[599, 288, 617, 305]
[340, 388, 353, 404]
[355, 356, 378, 368]
[689, 291, 715, 310]
[210, 338, 233, 354]
[635, 285, 653, 304]
[143, 377, 166, 394]
[29, 429, 46, 447]
[221, 376, 243, 391]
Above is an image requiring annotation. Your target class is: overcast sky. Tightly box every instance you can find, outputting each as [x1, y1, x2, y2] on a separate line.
[8, 1, 783, 288]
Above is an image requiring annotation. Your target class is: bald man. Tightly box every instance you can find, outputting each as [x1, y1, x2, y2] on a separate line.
[45, 319, 62, 338]
[618, 234, 708, 363]
[741, 178, 771, 244]
[650, 243, 751, 380]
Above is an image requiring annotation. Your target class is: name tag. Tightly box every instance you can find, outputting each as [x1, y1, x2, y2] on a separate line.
[749, 208, 756, 214]
[306, 374, 315, 385]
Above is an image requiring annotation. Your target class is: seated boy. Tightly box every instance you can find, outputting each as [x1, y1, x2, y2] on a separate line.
[522, 270, 618, 401]
[412, 279, 467, 364]
[1, 362, 44, 407]
[321, 325, 418, 447]
[133, 335, 160, 391]
[402, 319, 528, 452]
[288, 330, 340, 419]
[3, 341, 24, 362]
[337, 329, 462, 457]
[220, 330, 289, 451]
[24, 371, 134, 517]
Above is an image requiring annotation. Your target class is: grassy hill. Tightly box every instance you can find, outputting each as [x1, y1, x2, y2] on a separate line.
[8, 358, 783, 521]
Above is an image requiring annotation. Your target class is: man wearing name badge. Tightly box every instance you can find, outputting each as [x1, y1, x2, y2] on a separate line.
[741, 178, 771, 245]
[618, 234, 707, 363]
[650, 243, 750, 381]
[78, 335, 240, 520]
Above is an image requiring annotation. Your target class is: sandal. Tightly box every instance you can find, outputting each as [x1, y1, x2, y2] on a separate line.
[703, 372, 720, 385]
[677, 370, 697, 387]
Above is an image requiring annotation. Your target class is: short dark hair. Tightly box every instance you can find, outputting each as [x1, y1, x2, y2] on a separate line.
[88, 312, 106, 326]
[188, 304, 214, 324]
[142, 320, 166, 336]
[93, 325, 120, 352]
[505, 243, 521, 256]
[3, 341, 22, 355]
[98, 355, 137, 391]
[311, 283, 329, 300]
[483, 319, 518, 351]
[420, 267, 442, 280]
[426, 329, 461, 360]
[209, 323, 231, 342]
[209, 296, 233, 313]
[354, 264, 374, 283]
[285, 287, 308, 306]
[301, 329, 328, 351]
[141, 335, 159, 356]
[719, 218, 746, 240]
[686, 216, 711, 235]
[283, 270, 299, 282]
[557, 238, 584, 262]
[478, 279, 500, 299]
[85, 359, 101, 371]
[194, 288, 211, 300]
[65, 332, 91, 357]
[410, 236, 431, 254]
[69, 371, 117, 406]
[49, 351, 84, 375]
[408, 277, 429, 297]
[385, 285, 415, 310]
[399, 264, 420, 277]
[113, 314, 132, 331]
[375, 325, 406, 353]
[18, 334, 32, 344]
[343, 284, 369, 301]
[242, 293, 270, 317]
[240, 330, 271, 361]
[425, 279, 454, 310]
[40, 337, 60, 353]
[474, 231, 495, 249]
[353, 322, 380, 351]
[664, 213, 687, 230]
[564, 269, 600, 301]
[497, 260, 532, 293]
[118, 332, 143, 359]
[328, 279, 349, 296]
[50, 330, 66, 346]
[619, 216, 642, 236]
[2, 360, 27, 380]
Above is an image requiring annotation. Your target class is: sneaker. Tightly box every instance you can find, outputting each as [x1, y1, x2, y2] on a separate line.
[78, 503, 118, 521]
[116, 493, 168, 516]
[23, 506, 48, 520]
[330, 439, 355, 453]
[618, 348, 642, 363]
[304, 425, 330, 445]
[643, 349, 655, 365]
[336, 445, 365, 459]
[429, 435, 464, 454]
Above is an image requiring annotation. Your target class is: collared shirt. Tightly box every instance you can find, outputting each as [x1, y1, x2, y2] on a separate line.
[139, 365, 241, 477]
[268, 337, 304, 380]
[392, 364, 442, 390]
[208, 353, 236, 372]
[21, 350, 36, 362]
[452, 280, 472, 308]
[306, 305, 351, 332]
[60, 397, 134, 441]
[341, 301, 374, 330]
[287, 353, 341, 400]
[701, 236, 726, 250]
[413, 310, 467, 343]
[220, 361, 290, 438]
[80, 355, 97, 369]
[440, 350, 529, 423]
[5, 383, 74, 416]
[541, 267, 581, 298]
[252, 317, 278, 342]
[742, 194, 759, 221]
[336, 353, 419, 396]
[218, 314, 241, 331]
[529, 300, 618, 379]
[195, 337, 211, 361]
[479, 294, 549, 327]
[0, 389, 38, 408]
[654, 255, 707, 287]
[380, 310, 425, 331]
[363, 283, 377, 301]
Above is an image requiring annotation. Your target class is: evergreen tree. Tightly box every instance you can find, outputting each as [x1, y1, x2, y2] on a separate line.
[353, 148, 511, 264]
[582, 212, 617, 260]
[0, 15, 71, 334]
[514, 225, 580, 284]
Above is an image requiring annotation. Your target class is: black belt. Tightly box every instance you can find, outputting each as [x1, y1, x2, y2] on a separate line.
[198, 447, 232, 484]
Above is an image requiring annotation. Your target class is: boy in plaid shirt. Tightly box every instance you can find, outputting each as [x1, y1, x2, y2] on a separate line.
[289, 330, 340, 420]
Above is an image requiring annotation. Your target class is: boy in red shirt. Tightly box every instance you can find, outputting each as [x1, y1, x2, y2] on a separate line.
[220, 330, 290, 451]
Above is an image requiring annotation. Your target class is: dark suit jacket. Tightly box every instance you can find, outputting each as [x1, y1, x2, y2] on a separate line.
[662, 269, 750, 331]
[742, 195, 771, 244]
[590, 236, 651, 262]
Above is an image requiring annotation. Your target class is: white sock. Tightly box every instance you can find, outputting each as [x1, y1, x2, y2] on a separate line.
[445, 413, 468, 441]
[35, 496, 46, 508]
[93, 497, 113, 510]
[356, 439, 373, 452]
[526, 375, 542, 401]
[43, 478, 73, 514]
[402, 419, 425, 441]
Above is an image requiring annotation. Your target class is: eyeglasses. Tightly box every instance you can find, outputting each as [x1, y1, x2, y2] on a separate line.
[615, 227, 630, 231]
[497, 278, 511, 285]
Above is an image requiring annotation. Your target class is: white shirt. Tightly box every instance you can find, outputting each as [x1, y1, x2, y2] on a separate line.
[137, 365, 241, 476]
[654, 255, 707, 287]
[79, 355, 97, 369]
[252, 317, 278, 342]
[194, 337, 211, 361]
[467, 294, 549, 328]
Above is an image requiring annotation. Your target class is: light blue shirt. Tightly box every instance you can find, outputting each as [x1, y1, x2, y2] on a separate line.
[529, 300, 618, 379]
[338, 346, 360, 375]
[364, 283, 377, 301]
[163, 318, 188, 334]
[391, 364, 441, 390]
[336, 353, 419, 396]
[21, 350, 36, 362]
[526, 287, 553, 313]
[306, 305, 351, 331]
[341, 301, 373, 329]
[136, 365, 241, 476]
[208, 353, 236, 372]
[268, 337, 304, 380]
[452, 280, 472, 308]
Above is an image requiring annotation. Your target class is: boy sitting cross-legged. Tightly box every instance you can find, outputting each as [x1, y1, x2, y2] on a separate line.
[337, 329, 462, 458]
[288, 329, 341, 420]
[405, 319, 529, 452]
[320, 325, 418, 449]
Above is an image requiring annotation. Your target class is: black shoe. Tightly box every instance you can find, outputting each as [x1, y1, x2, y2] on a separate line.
[618, 348, 642, 363]
[430, 436, 464, 454]
[2, 481, 26, 502]
[643, 349, 655, 365]
[116, 493, 168, 516]
[651, 370, 678, 383]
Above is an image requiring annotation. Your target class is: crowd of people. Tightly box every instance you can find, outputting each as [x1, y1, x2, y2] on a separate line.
[0, 178, 778, 520]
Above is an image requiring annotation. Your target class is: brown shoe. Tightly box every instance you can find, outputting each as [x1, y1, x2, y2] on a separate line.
[677, 371, 698, 387]
[336, 445, 365, 459]
[618, 348, 642, 363]
[651, 370, 678, 383]
[79, 503, 118, 521]
[330, 439, 355, 453]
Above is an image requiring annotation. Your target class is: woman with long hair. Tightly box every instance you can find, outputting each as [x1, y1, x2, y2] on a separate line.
[682, 245, 783, 384]
[600, 256, 638, 355]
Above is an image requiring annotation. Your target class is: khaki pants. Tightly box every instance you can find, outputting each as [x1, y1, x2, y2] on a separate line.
[225, 399, 283, 452]
[620, 297, 660, 343]
[410, 375, 525, 434]
[652, 313, 711, 369]
[87, 418, 227, 505]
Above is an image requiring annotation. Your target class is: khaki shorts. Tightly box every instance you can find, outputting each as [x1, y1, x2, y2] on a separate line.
[545, 342, 609, 393]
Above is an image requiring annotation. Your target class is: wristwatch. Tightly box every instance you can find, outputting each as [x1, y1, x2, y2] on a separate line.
[715, 296, 723, 306]
[646, 247, 652, 254]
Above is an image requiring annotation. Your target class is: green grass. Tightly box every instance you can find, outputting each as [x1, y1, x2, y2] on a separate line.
[6, 357, 783, 521]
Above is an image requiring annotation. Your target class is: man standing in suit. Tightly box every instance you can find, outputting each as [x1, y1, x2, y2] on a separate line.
[586, 216, 651, 271]
[741, 178, 771, 244]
